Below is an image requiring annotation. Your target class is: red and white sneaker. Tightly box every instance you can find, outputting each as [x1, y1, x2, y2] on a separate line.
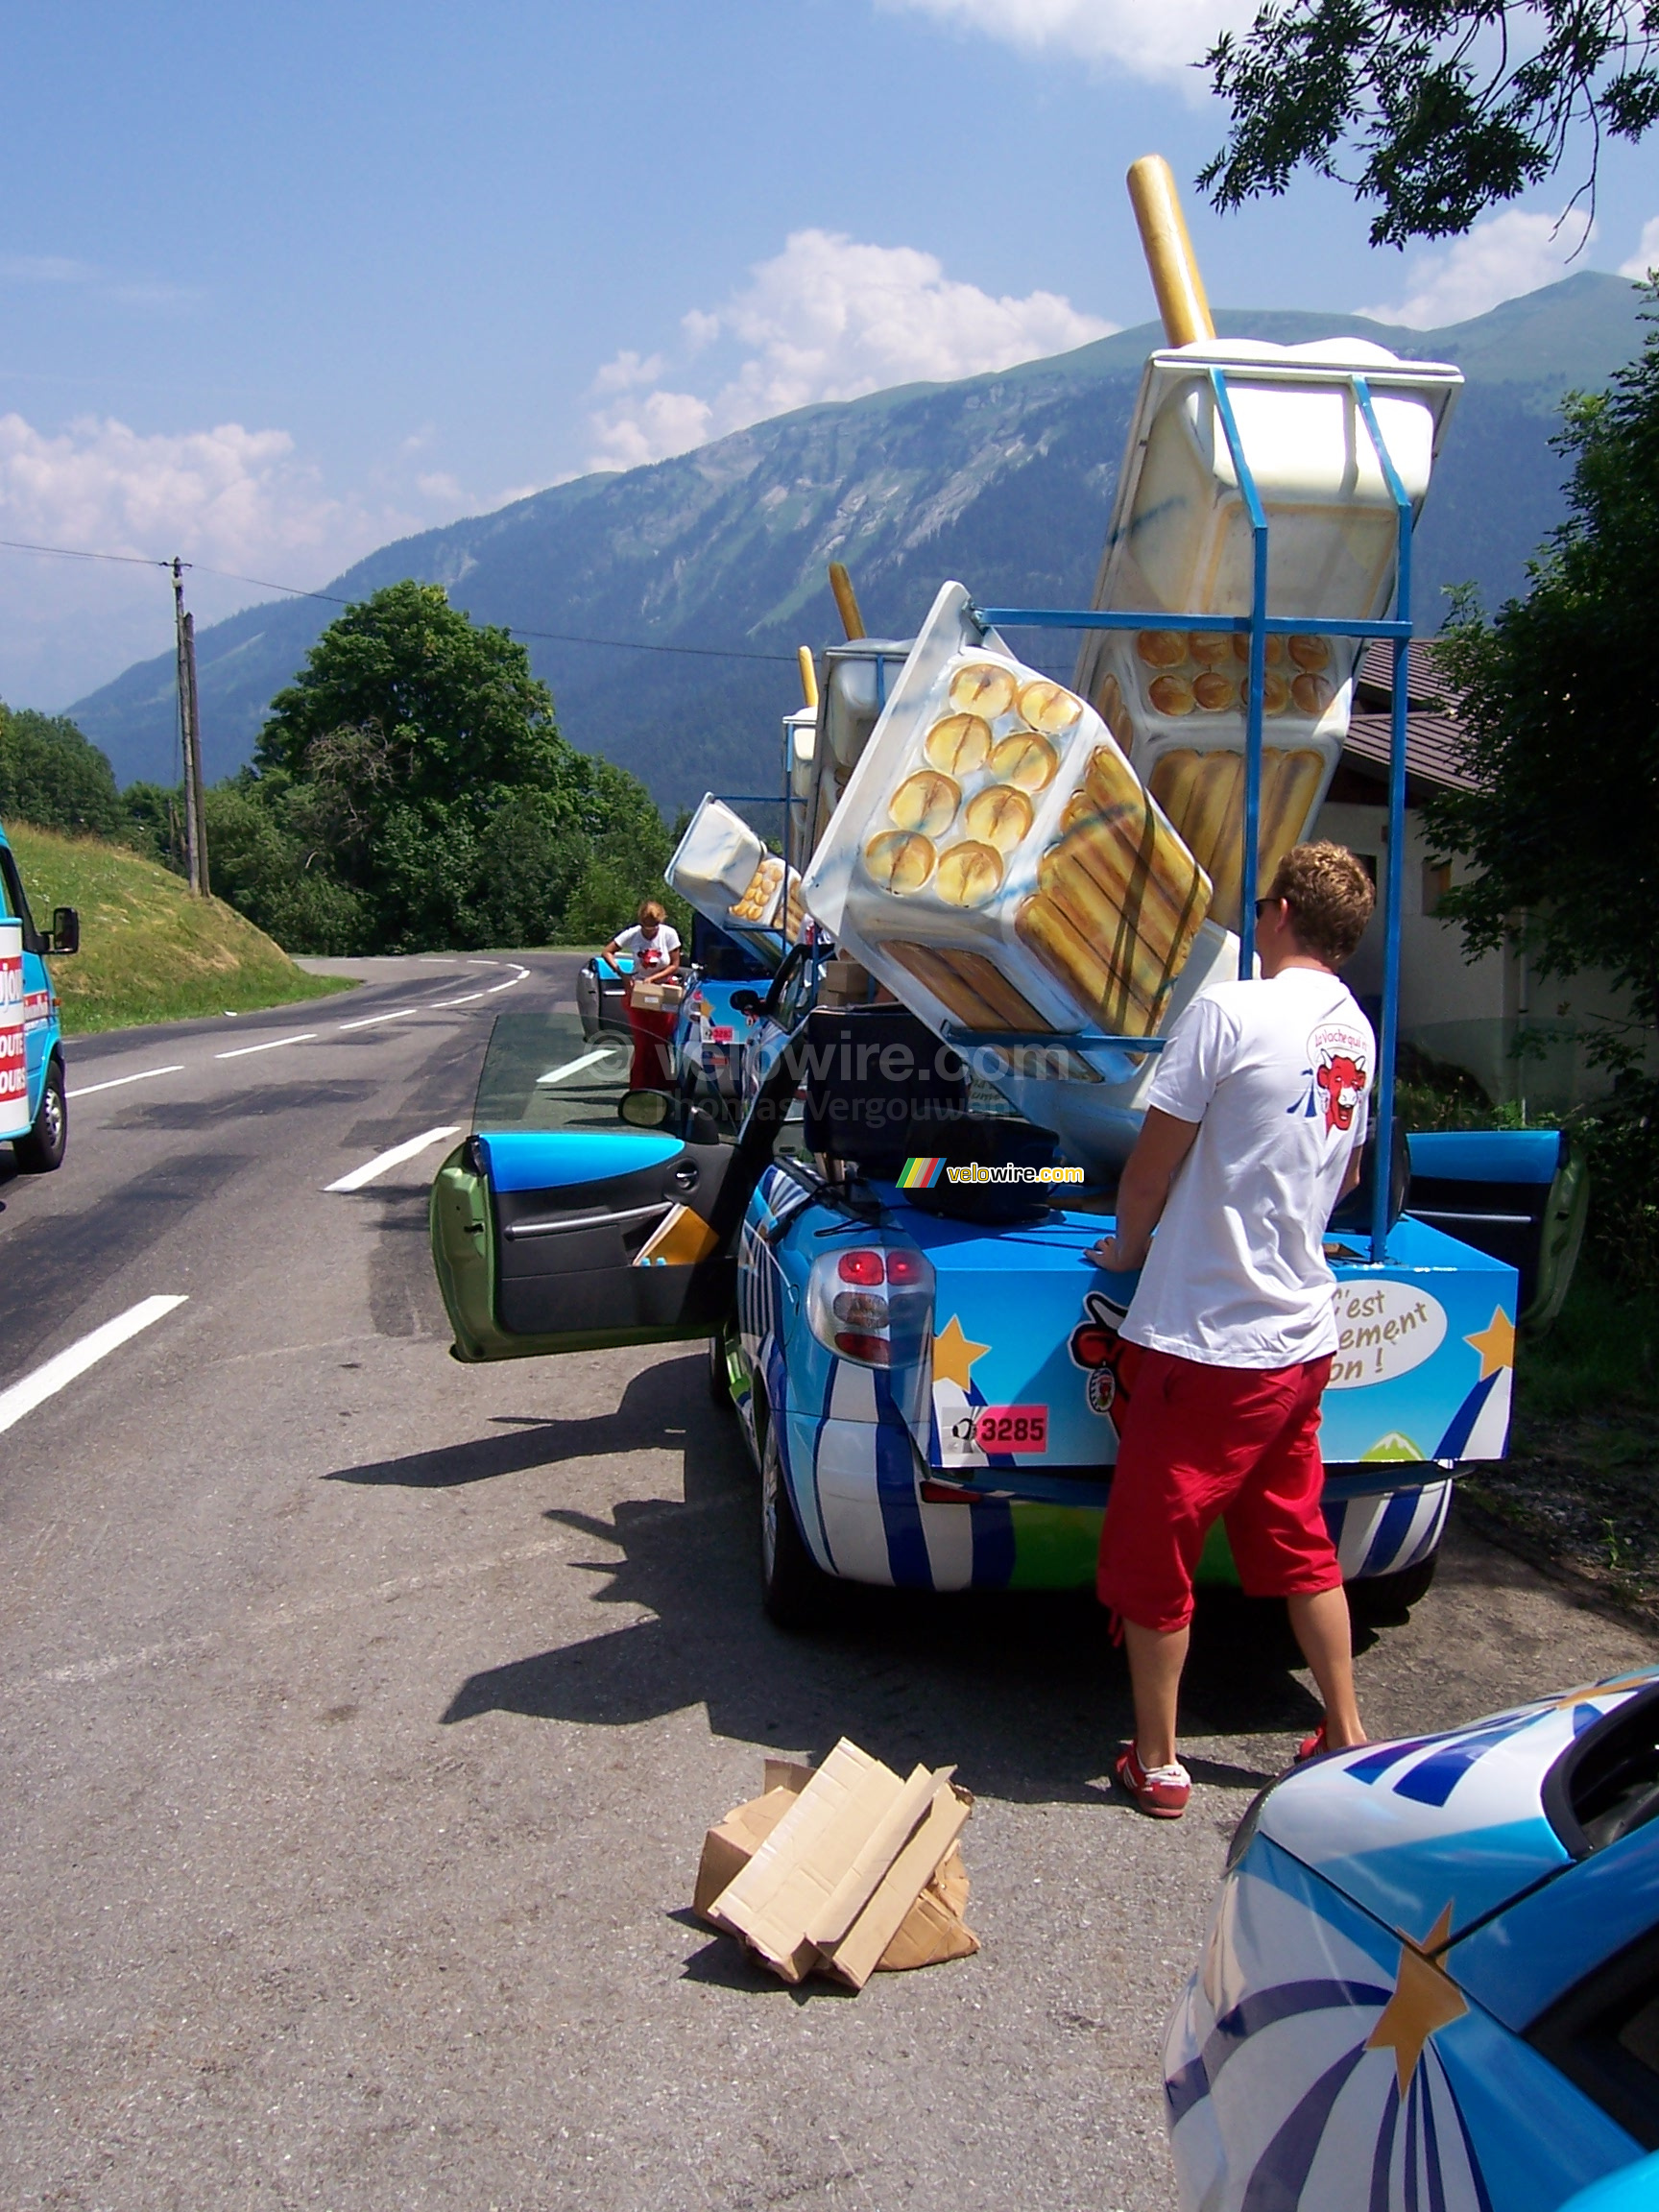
[1115, 1743, 1191, 1818]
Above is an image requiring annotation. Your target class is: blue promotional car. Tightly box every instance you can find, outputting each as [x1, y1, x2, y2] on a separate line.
[431, 1000, 1521, 1630]
[1165, 1666, 1659, 2210]
[0, 820, 77, 1172]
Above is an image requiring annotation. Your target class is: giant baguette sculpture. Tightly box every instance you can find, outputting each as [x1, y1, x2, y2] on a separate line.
[1070, 156, 1462, 929]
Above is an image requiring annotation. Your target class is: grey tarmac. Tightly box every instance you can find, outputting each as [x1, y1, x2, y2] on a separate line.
[0, 950, 1650, 2212]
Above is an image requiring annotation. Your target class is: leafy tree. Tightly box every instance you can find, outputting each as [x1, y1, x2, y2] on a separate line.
[1427, 289, 1659, 1279]
[1202, 3, 1659, 246]
[239, 580, 672, 953]
[0, 707, 125, 837]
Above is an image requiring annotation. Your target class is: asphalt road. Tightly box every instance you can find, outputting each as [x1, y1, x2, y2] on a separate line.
[1, 952, 1652, 2212]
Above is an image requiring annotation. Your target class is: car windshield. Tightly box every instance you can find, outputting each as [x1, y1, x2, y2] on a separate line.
[472, 1012, 637, 1134]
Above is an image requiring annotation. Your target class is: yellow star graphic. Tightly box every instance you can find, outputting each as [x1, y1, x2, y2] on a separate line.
[931, 1313, 991, 1390]
[1366, 1904, 1468, 2093]
[1465, 1306, 1516, 1381]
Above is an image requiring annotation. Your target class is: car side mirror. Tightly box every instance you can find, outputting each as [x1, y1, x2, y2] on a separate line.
[618, 1088, 674, 1129]
[50, 906, 79, 955]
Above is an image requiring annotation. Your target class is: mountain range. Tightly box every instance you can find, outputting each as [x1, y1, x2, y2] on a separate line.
[69, 270, 1647, 818]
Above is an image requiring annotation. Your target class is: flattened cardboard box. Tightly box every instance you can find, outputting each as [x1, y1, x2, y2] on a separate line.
[697, 1741, 977, 1989]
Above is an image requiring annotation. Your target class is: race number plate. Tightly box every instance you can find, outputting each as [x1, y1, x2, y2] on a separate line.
[974, 1405, 1048, 1454]
[710, 1025, 734, 1045]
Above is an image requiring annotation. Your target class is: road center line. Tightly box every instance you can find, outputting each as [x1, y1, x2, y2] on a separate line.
[427, 991, 487, 1006]
[215, 1031, 317, 1060]
[325, 1124, 462, 1192]
[538, 1045, 617, 1085]
[65, 1065, 184, 1099]
[336, 1006, 420, 1032]
[486, 964, 532, 993]
[0, 1296, 190, 1436]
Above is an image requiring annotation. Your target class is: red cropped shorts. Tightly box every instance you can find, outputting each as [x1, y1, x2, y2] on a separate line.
[1096, 1345, 1340, 1634]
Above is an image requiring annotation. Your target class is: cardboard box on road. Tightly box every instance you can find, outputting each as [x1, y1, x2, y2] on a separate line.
[695, 1740, 977, 1989]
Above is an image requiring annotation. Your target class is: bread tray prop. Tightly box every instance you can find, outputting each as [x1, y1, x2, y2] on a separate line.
[801, 580, 1214, 1081]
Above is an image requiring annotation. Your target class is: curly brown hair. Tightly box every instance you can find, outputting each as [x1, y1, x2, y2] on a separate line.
[1265, 842, 1376, 967]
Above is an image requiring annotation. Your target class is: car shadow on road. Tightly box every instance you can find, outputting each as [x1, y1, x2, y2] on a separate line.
[356, 1351, 1325, 1806]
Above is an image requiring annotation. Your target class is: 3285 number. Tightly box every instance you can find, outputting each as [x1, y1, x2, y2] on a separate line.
[973, 1405, 1048, 1453]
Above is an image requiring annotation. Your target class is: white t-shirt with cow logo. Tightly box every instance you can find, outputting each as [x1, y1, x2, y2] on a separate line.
[1119, 968, 1376, 1368]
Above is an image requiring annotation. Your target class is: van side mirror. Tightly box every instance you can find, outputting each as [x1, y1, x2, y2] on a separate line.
[50, 907, 79, 955]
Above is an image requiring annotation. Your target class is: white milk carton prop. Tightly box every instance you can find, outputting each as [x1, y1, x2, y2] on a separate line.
[667, 795, 804, 942]
[0, 918, 30, 1142]
[802, 581, 1222, 1111]
[1074, 339, 1462, 929]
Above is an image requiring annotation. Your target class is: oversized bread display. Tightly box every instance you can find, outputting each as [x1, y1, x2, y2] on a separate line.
[1074, 338, 1462, 928]
[667, 795, 803, 940]
[801, 582, 1213, 1046]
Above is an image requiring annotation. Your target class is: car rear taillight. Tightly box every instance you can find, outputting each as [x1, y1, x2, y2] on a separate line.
[805, 1244, 935, 1369]
[837, 1249, 885, 1286]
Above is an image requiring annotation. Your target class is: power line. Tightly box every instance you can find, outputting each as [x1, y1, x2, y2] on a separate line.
[0, 533, 798, 665]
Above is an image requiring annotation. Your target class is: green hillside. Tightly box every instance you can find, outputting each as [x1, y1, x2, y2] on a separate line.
[6, 824, 358, 1034]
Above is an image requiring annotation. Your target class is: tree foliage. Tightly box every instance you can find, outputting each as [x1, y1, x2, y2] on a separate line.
[1202, 3, 1659, 247]
[0, 707, 126, 838]
[1426, 288, 1659, 1031]
[224, 581, 674, 953]
[1426, 288, 1659, 1282]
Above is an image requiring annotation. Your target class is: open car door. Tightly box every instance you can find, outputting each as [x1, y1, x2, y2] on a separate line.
[432, 1011, 747, 1362]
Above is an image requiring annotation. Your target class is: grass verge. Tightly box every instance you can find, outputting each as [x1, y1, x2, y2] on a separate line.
[1461, 1267, 1659, 1623]
[7, 823, 358, 1034]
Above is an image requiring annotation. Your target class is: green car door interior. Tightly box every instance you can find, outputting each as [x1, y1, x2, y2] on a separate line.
[432, 1011, 795, 1364]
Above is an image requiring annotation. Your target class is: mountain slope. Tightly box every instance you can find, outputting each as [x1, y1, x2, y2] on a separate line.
[69, 271, 1645, 816]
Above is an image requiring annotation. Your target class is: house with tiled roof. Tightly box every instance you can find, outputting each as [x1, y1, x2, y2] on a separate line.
[1315, 641, 1630, 1109]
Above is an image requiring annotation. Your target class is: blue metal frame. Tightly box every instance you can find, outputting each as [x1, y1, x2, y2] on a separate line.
[971, 364, 1416, 1264]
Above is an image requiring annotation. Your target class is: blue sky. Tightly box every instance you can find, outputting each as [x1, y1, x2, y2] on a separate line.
[3, 0, 1653, 711]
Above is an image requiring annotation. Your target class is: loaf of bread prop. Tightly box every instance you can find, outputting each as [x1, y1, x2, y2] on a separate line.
[666, 794, 804, 939]
[801, 582, 1212, 1049]
[1072, 341, 1463, 929]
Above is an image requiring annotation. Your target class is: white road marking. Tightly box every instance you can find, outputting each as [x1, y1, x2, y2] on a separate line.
[325, 1124, 462, 1192]
[427, 991, 487, 1007]
[0, 1296, 189, 1436]
[486, 964, 532, 993]
[65, 1065, 184, 1099]
[336, 1005, 421, 1032]
[537, 1045, 616, 1085]
[215, 1031, 317, 1060]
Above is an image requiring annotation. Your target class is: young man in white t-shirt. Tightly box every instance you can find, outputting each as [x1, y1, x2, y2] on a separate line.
[1087, 843, 1378, 1818]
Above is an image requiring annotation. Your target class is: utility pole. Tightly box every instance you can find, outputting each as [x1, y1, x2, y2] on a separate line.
[172, 559, 209, 896]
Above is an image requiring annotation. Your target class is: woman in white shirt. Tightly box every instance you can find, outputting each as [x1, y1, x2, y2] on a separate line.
[602, 899, 683, 1090]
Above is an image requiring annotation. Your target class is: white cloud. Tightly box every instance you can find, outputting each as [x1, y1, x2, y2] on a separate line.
[1620, 218, 1659, 278]
[0, 409, 528, 711]
[878, 0, 1255, 85]
[1358, 206, 1598, 328]
[588, 228, 1113, 469]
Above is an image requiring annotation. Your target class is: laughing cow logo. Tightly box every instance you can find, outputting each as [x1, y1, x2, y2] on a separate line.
[1292, 1019, 1370, 1131]
[1318, 1051, 1367, 1132]
[1069, 1291, 1141, 1427]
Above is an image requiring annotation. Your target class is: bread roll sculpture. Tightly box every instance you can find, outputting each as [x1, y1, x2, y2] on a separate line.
[666, 795, 804, 940]
[801, 581, 1212, 1046]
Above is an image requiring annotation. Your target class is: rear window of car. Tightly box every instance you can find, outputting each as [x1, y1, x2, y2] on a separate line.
[1546, 1686, 1659, 1858]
